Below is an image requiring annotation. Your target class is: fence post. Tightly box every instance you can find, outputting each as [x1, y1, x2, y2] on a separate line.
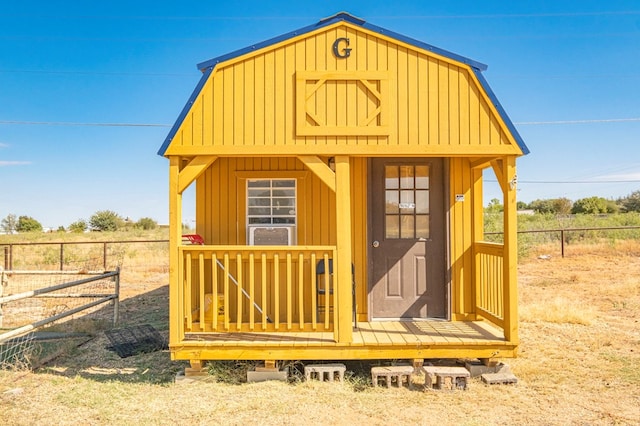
[3, 246, 7, 270]
[561, 230, 565, 258]
[113, 267, 120, 326]
[103, 242, 108, 270]
[59, 243, 64, 271]
[0, 264, 4, 328]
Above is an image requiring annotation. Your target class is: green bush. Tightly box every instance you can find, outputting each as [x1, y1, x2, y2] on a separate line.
[16, 216, 43, 233]
[68, 219, 88, 233]
[136, 217, 158, 230]
[529, 198, 572, 215]
[89, 210, 124, 232]
[571, 196, 618, 214]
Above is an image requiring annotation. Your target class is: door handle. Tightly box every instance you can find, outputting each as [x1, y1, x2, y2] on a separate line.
[372, 240, 380, 248]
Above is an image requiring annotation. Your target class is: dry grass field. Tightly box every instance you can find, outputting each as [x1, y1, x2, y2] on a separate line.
[0, 238, 639, 425]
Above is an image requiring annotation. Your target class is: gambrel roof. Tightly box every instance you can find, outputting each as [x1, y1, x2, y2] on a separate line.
[159, 12, 528, 156]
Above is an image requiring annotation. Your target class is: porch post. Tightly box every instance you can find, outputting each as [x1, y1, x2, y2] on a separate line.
[334, 155, 353, 343]
[502, 157, 519, 343]
[169, 156, 184, 347]
[472, 166, 484, 316]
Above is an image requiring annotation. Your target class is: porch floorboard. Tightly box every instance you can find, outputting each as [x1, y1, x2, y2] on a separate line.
[184, 320, 506, 347]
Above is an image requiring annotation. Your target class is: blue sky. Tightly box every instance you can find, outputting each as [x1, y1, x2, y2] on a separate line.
[1, 1, 639, 228]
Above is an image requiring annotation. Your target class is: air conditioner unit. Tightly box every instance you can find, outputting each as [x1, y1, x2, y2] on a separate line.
[248, 226, 295, 246]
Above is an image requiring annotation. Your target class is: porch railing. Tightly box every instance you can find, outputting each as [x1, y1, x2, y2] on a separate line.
[474, 242, 504, 328]
[179, 245, 338, 334]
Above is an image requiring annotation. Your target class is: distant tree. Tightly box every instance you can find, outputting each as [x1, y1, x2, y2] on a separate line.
[485, 198, 503, 213]
[57, 226, 66, 232]
[16, 216, 43, 232]
[619, 190, 640, 213]
[89, 210, 124, 232]
[571, 196, 618, 214]
[606, 200, 619, 214]
[68, 219, 88, 233]
[516, 201, 529, 210]
[529, 198, 573, 215]
[553, 198, 574, 215]
[136, 217, 157, 230]
[529, 199, 553, 214]
[1, 214, 18, 234]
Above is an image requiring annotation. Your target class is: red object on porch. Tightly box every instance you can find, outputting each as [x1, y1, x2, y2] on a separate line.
[182, 234, 205, 245]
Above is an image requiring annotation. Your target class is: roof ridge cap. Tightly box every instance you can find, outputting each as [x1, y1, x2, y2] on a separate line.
[318, 12, 365, 25]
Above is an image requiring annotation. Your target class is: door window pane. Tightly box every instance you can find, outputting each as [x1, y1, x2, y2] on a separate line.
[385, 190, 399, 214]
[415, 166, 429, 189]
[416, 215, 429, 238]
[385, 166, 399, 189]
[400, 166, 414, 189]
[385, 216, 399, 239]
[400, 190, 415, 213]
[416, 190, 429, 214]
[383, 164, 430, 239]
[400, 215, 415, 239]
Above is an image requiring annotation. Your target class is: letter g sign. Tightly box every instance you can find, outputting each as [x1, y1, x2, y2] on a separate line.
[332, 37, 351, 58]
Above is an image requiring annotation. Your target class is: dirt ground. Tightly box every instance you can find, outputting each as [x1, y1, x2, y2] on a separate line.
[0, 241, 639, 425]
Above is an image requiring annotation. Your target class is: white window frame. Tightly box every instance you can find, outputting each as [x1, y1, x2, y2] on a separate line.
[246, 178, 297, 245]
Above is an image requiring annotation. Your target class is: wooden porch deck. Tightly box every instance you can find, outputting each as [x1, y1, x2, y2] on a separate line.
[175, 321, 516, 361]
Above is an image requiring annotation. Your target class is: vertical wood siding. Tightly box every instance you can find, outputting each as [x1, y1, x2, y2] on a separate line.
[196, 157, 367, 317]
[168, 23, 518, 154]
[449, 158, 475, 319]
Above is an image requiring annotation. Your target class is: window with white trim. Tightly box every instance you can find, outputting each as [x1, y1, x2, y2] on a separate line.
[247, 179, 297, 245]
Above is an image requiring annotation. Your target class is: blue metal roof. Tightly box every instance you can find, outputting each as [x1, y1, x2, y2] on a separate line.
[473, 69, 529, 155]
[195, 12, 488, 72]
[158, 67, 212, 155]
[159, 12, 528, 156]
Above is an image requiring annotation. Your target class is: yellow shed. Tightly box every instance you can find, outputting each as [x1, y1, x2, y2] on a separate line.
[158, 12, 529, 368]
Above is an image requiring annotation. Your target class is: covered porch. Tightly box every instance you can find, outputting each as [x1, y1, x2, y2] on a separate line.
[170, 194, 516, 357]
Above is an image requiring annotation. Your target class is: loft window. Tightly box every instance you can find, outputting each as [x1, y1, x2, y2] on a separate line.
[247, 179, 297, 245]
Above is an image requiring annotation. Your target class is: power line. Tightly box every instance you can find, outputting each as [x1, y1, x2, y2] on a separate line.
[0, 120, 171, 128]
[0, 15, 315, 21]
[487, 179, 640, 184]
[523, 180, 640, 184]
[1, 31, 637, 43]
[492, 73, 640, 80]
[3, 117, 640, 128]
[515, 118, 640, 125]
[1, 11, 639, 20]
[376, 11, 640, 19]
[4, 67, 639, 80]
[0, 35, 254, 42]
[0, 69, 192, 77]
